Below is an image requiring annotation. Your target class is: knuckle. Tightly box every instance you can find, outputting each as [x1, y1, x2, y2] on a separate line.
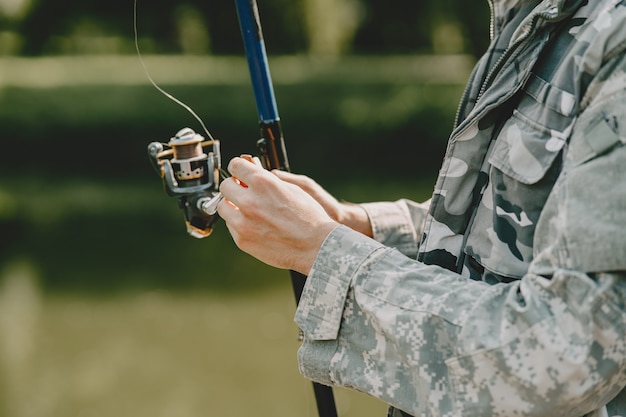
[300, 176, 317, 190]
[242, 200, 261, 219]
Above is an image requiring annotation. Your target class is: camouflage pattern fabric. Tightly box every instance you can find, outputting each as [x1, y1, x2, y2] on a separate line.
[295, 0, 626, 415]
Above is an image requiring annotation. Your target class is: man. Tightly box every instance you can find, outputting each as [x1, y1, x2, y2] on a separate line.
[217, 0, 626, 415]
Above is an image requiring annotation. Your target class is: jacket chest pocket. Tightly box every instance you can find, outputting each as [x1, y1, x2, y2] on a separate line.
[490, 73, 577, 182]
[464, 74, 577, 280]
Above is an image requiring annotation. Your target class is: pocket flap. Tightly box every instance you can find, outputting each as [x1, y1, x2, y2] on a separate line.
[488, 110, 566, 184]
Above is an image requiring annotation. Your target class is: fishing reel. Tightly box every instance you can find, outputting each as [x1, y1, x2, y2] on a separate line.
[148, 127, 222, 238]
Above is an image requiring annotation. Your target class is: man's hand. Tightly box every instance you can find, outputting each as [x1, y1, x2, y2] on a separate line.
[217, 157, 338, 275]
[272, 170, 373, 238]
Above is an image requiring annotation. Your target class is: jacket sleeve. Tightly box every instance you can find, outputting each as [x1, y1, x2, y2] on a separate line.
[360, 199, 431, 258]
[294, 88, 626, 417]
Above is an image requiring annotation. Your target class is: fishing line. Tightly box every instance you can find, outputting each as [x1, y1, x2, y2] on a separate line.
[133, 0, 215, 141]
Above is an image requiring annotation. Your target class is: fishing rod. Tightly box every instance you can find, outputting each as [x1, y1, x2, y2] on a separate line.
[146, 2, 338, 416]
[234, 1, 338, 416]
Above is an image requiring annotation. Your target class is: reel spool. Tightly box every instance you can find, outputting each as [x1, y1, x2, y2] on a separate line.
[148, 128, 222, 238]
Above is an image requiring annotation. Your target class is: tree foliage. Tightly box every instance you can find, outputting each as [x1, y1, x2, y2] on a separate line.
[12, 0, 490, 57]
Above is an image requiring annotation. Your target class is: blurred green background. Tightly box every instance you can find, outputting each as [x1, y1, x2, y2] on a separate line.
[0, 0, 486, 416]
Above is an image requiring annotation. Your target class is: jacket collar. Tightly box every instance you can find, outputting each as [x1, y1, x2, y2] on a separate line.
[489, 0, 585, 41]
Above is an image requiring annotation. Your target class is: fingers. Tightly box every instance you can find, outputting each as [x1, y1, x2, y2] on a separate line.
[227, 156, 266, 187]
[272, 171, 324, 205]
[272, 170, 312, 190]
[216, 156, 340, 273]
[272, 169, 295, 180]
[216, 190, 239, 221]
[219, 155, 284, 220]
[219, 156, 264, 208]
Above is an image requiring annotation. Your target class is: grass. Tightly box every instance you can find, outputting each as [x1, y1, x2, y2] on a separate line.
[0, 262, 389, 417]
[0, 55, 474, 88]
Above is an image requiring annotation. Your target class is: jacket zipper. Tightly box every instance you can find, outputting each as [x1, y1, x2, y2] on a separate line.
[488, 0, 496, 42]
[453, 2, 565, 129]
[453, 5, 566, 274]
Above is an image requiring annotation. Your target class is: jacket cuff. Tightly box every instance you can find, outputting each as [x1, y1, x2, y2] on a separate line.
[294, 225, 387, 340]
[361, 200, 425, 257]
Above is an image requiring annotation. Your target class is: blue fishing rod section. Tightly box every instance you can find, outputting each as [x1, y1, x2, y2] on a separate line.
[234, 0, 279, 123]
[235, 0, 291, 171]
[234, 1, 338, 417]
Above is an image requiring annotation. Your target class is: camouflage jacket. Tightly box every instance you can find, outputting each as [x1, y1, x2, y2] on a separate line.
[295, 0, 626, 416]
